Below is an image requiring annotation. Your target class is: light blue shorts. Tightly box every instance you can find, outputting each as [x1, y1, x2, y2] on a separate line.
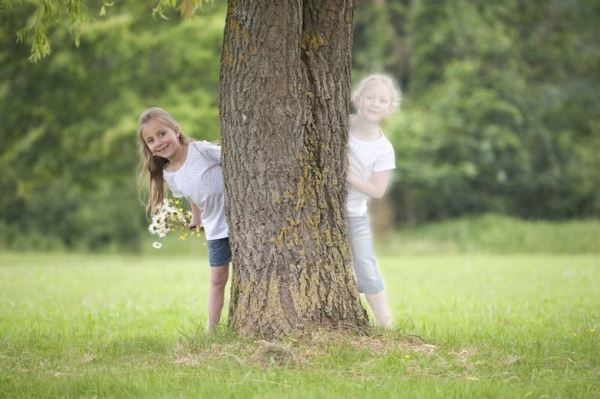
[207, 237, 231, 267]
[348, 215, 384, 294]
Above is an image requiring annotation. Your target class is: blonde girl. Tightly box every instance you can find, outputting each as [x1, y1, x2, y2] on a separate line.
[346, 74, 401, 328]
[138, 107, 230, 331]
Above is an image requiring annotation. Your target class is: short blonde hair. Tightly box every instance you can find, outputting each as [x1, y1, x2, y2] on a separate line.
[351, 74, 402, 113]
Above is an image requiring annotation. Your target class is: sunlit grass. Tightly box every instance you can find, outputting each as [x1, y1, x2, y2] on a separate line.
[0, 252, 598, 398]
[381, 214, 600, 254]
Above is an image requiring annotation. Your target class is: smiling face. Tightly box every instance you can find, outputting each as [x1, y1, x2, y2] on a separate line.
[140, 117, 183, 161]
[356, 81, 393, 123]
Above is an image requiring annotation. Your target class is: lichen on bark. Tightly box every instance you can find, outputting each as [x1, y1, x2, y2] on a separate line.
[220, 0, 368, 338]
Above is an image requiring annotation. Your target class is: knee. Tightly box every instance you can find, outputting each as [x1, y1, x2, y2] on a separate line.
[210, 268, 229, 288]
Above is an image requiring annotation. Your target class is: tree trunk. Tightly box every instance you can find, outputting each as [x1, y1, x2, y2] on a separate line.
[219, 0, 368, 338]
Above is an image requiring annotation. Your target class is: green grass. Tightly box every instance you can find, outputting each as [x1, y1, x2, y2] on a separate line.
[1, 252, 599, 398]
[382, 214, 600, 254]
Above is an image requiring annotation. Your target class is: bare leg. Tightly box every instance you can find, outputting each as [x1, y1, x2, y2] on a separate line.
[207, 264, 229, 331]
[365, 290, 392, 329]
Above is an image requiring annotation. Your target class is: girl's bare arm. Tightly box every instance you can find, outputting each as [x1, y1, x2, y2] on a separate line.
[347, 170, 391, 200]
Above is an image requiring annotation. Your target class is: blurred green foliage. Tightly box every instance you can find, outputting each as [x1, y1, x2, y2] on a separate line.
[1, 1, 225, 251]
[1, 0, 599, 251]
[354, 0, 600, 223]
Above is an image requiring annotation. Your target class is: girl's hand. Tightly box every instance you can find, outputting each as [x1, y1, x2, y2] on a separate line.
[188, 201, 202, 230]
[187, 221, 203, 231]
[347, 172, 359, 185]
[187, 214, 202, 231]
[347, 154, 361, 181]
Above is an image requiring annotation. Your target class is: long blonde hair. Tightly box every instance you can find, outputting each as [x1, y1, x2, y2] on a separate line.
[137, 107, 191, 213]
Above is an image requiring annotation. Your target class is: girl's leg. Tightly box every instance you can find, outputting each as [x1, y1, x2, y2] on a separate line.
[207, 264, 229, 331]
[365, 290, 392, 329]
[348, 215, 392, 328]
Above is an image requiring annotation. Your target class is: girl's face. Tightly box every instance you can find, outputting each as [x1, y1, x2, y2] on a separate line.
[356, 81, 393, 123]
[140, 118, 183, 161]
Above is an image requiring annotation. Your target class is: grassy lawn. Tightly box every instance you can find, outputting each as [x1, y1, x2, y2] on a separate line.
[0, 251, 598, 398]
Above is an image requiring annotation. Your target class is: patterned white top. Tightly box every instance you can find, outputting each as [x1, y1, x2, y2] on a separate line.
[163, 141, 229, 240]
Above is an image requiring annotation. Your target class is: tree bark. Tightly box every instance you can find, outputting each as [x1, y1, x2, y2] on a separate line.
[219, 0, 368, 338]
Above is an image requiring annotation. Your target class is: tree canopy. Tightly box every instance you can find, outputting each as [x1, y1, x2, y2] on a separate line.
[1, 0, 598, 251]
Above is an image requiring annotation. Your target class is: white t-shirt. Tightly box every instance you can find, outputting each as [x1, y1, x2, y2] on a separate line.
[346, 131, 396, 217]
[163, 141, 229, 240]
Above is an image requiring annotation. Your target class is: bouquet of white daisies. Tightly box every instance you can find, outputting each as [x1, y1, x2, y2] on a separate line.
[148, 198, 201, 248]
